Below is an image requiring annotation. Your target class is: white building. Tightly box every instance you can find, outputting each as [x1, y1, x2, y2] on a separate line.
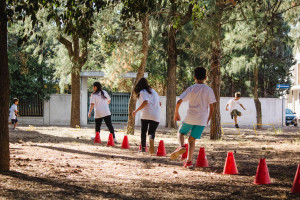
[287, 52, 300, 119]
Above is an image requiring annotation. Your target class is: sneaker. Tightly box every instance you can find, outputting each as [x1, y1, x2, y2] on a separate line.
[149, 139, 154, 155]
[235, 124, 239, 128]
[183, 161, 193, 169]
[91, 137, 95, 140]
[114, 138, 118, 144]
[170, 147, 186, 160]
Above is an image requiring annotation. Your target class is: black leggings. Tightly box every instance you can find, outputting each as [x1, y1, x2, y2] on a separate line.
[95, 115, 115, 138]
[141, 119, 159, 149]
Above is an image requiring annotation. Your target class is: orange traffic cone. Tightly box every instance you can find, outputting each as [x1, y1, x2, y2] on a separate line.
[156, 140, 166, 156]
[180, 144, 189, 160]
[223, 152, 239, 175]
[94, 132, 101, 143]
[291, 164, 300, 193]
[196, 147, 209, 168]
[254, 158, 271, 184]
[121, 135, 130, 149]
[107, 133, 115, 147]
[139, 143, 148, 152]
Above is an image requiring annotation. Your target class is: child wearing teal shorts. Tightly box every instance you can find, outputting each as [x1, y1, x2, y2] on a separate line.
[170, 67, 216, 169]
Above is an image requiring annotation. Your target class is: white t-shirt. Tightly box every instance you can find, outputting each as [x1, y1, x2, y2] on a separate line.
[90, 90, 111, 119]
[138, 88, 160, 122]
[227, 98, 241, 112]
[10, 104, 18, 120]
[179, 84, 216, 126]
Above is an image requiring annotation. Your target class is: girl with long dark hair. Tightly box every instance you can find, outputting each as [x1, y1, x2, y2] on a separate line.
[132, 78, 161, 154]
[88, 82, 117, 143]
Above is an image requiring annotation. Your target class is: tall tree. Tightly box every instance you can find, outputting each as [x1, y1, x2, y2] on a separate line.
[121, 0, 156, 134]
[165, 0, 194, 128]
[0, 0, 10, 171]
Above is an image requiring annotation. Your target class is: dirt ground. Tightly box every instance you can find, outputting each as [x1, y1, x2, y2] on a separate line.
[0, 124, 300, 200]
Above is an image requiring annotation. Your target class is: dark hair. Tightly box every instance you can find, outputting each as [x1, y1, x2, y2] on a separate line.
[13, 98, 19, 104]
[134, 78, 152, 98]
[93, 82, 107, 99]
[194, 67, 206, 80]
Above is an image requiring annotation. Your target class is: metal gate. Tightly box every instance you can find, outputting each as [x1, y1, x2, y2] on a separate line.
[87, 92, 131, 123]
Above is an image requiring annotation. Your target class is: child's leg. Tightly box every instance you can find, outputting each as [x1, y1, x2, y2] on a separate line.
[95, 118, 103, 133]
[234, 116, 238, 124]
[148, 120, 159, 140]
[187, 136, 196, 162]
[179, 133, 185, 147]
[140, 119, 149, 150]
[13, 121, 18, 129]
[148, 120, 159, 155]
[103, 115, 115, 138]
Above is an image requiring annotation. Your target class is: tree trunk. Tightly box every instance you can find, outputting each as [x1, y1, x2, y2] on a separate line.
[58, 34, 87, 128]
[70, 66, 81, 128]
[127, 14, 149, 135]
[210, 6, 223, 140]
[253, 60, 262, 129]
[166, 26, 177, 128]
[0, 0, 10, 171]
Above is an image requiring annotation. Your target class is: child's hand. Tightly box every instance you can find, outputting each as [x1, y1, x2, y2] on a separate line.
[132, 110, 137, 117]
[174, 112, 181, 121]
[226, 108, 228, 111]
[88, 113, 91, 118]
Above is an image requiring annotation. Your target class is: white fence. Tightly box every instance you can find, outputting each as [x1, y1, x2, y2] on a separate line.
[18, 94, 285, 127]
[135, 97, 285, 127]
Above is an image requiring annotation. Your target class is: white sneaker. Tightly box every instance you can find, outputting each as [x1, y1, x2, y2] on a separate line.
[114, 138, 118, 144]
[91, 137, 95, 140]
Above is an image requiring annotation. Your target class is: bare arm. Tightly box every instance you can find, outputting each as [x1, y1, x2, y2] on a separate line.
[207, 104, 214, 124]
[108, 100, 111, 104]
[240, 104, 246, 110]
[174, 99, 183, 121]
[88, 103, 94, 118]
[226, 104, 229, 111]
[132, 100, 148, 116]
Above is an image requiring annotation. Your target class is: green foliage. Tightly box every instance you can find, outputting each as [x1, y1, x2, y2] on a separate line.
[8, 25, 56, 100]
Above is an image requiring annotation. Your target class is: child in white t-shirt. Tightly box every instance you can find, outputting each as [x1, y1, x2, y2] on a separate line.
[10, 98, 19, 131]
[170, 67, 216, 169]
[226, 92, 246, 128]
[88, 82, 117, 143]
[132, 78, 161, 155]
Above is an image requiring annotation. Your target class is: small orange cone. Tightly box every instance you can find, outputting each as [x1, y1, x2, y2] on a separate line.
[223, 152, 239, 175]
[121, 135, 130, 149]
[94, 132, 101, 143]
[107, 133, 115, 147]
[196, 147, 209, 168]
[156, 140, 166, 156]
[254, 158, 271, 184]
[180, 144, 188, 160]
[139, 143, 148, 152]
[291, 164, 300, 193]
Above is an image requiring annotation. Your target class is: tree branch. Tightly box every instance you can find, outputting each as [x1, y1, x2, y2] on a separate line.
[57, 35, 73, 58]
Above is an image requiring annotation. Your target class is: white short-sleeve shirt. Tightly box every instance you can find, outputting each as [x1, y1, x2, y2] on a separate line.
[90, 90, 111, 119]
[138, 88, 161, 122]
[10, 104, 18, 120]
[179, 84, 216, 126]
[227, 98, 241, 112]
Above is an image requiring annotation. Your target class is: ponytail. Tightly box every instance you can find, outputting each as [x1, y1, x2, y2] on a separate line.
[93, 82, 107, 99]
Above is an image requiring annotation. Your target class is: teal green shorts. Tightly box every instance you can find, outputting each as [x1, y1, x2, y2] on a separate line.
[179, 123, 205, 139]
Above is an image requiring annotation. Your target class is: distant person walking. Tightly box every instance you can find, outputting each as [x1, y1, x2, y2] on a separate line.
[226, 92, 246, 128]
[132, 78, 161, 155]
[88, 82, 117, 143]
[10, 98, 19, 131]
